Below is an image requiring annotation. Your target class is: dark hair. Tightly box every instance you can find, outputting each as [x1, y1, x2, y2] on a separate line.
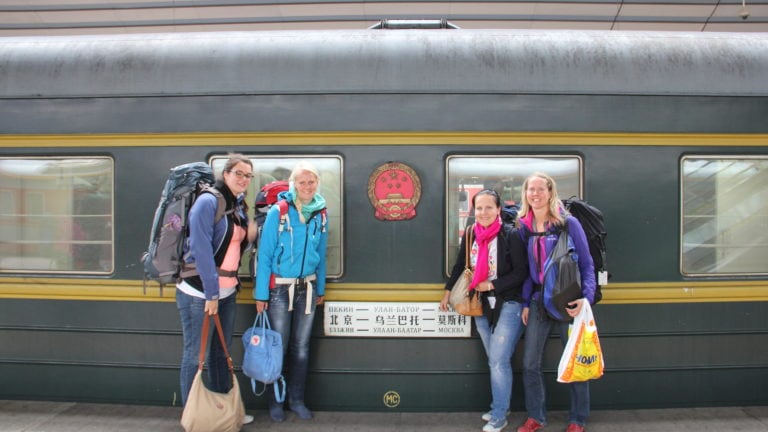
[219, 153, 252, 216]
[472, 189, 501, 208]
[222, 153, 252, 176]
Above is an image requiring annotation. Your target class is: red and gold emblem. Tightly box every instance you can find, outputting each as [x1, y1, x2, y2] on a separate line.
[368, 162, 421, 221]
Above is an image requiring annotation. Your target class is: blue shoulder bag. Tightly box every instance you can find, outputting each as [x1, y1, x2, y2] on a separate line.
[241, 312, 286, 402]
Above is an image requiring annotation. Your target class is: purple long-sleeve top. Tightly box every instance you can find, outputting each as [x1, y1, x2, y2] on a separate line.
[519, 212, 596, 306]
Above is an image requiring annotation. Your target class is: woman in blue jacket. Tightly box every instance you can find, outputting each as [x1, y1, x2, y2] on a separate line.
[176, 154, 256, 425]
[254, 161, 328, 422]
[515, 172, 596, 432]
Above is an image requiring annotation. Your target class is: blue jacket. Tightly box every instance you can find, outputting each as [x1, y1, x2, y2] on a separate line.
[519, 214, 596, 305]
[253, 194, 328, 301]
[183, 188, 249, 300]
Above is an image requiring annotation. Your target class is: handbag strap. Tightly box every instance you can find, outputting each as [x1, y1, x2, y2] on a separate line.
[260, 311, 272, 330]
[198, 314, 235, 374]
[464, 224, 474, 270]
[253, 311, 272, 338]
[251, 376, 286, 403]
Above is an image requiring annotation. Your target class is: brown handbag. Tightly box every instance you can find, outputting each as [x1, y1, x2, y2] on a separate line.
[449, 225, 483, 317]
[180, 314, 245, 432]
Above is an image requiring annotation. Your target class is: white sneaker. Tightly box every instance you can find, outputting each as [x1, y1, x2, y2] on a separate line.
[482, 411, 511, 422]
[483, 418, 508, 432]
[243, 414, 255, 425]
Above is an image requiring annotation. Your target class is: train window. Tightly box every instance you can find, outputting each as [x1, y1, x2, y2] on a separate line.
[211, 155, 343, 278]
[681, 156, 768, 276]
[445, 156, 582, 274]
[0, 157, 114, 274]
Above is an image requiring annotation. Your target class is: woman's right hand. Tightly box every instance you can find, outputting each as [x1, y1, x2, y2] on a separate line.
[522, 307, 530, 325]
[255, 300, 268, 314]
[439, 290, 451, 312]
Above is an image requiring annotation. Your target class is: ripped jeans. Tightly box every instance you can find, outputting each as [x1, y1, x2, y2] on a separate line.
[475, 300, 524, 423]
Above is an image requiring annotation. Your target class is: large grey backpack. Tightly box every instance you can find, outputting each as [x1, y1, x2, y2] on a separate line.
[141, 162, 226, 295]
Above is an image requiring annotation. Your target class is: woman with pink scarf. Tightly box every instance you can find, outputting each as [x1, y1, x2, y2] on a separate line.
[441, 189, 529, 432]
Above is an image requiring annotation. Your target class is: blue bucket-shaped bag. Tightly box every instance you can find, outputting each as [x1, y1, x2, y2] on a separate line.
[241, 312, 286, 402]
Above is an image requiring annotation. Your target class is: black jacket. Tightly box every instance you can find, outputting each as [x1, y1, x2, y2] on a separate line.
[445, 223, 529, 328]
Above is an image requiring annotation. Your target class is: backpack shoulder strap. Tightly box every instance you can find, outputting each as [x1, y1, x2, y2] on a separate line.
[316, 208, 328, 232]
[198, 184, 233, 223]
[276, 200, 290, 232]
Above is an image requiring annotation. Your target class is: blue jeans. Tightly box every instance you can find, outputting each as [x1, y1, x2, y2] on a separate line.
[521, 300, 590, 426]
[475, 300, 524, 423]
[176, 290, 237, 406]
[266, 284, 317, 407]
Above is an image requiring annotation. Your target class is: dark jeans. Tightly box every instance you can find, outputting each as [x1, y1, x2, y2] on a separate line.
[266, 284, 317, 406]
[176, 290, 236, 406]
[521, 300, 590, 426]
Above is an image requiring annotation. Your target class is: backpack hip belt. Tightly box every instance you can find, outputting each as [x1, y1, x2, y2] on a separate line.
[180, 263, 238, 279]
[273, 274, 317, 315]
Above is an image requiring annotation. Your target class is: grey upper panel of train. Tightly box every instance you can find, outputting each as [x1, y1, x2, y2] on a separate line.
[1, 30, 767, 98]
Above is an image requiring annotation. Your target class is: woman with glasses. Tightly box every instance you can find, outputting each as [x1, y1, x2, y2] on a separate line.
[176, 153, 256, 425]
[440, 189, 529, 432]
[254, 160, 328, 422]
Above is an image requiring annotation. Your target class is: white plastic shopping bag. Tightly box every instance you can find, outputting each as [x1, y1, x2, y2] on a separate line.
[557, 301, 605, 383]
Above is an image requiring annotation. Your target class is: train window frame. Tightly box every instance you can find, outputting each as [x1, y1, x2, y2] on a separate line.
[444, 155, 583, 276]
[210, 154, 344, 279]
[680, 155, 768, 277]
[0, 156, 115, 275]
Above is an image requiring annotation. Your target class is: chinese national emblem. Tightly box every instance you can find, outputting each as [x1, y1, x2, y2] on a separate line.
[368, 162, 422, 221]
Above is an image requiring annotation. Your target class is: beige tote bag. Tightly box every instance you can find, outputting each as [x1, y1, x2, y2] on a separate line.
[181, 314, 245, 432]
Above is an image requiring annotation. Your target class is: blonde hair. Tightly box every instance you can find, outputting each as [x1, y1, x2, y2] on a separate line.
[518, 171, 566, 226]
[289, 160, 320, 222]
[289, 160, 320, 184]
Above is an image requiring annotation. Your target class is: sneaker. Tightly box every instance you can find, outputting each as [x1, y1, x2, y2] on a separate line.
[242, 414, 254, 425]
[517, 418, 544, 432]
[268, 403, 286, 422]
[566, 423, 585, 432]
[289, 402, 313, 420]
[482, 411, 511, 422]
[483, 418, 508, 432]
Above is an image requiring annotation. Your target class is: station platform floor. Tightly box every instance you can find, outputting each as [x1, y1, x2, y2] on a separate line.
[2, 400, 767, 432]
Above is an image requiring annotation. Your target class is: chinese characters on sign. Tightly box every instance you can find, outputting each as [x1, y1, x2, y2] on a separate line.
[324, 302, 471, 337]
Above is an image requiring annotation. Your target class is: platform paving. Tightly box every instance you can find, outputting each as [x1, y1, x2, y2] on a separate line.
[1, 400, 767, 432]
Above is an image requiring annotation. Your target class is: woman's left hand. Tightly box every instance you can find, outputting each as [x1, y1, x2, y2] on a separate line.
[204, 300, 218, 316]
[566, 298, 585, 318]
[316, 295, 325, 306]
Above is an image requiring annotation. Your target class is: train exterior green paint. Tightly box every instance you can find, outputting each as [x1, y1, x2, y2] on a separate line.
[0, 30, 767, 411]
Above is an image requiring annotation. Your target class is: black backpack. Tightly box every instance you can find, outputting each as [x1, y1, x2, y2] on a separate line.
[501, 203, 521, 225]
[141, 162, 227, 295]
[562, 196, 607, 303]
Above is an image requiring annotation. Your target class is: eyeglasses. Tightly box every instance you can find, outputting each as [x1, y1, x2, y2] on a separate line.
[230, 170, 254, 180]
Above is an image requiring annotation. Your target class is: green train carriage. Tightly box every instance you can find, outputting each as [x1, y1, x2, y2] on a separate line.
[0, 29, 767, 410]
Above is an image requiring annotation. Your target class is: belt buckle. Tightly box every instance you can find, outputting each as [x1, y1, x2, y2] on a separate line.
[295, 278, 306, 290]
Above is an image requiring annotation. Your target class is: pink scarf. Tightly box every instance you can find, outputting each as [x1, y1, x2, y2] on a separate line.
[469, 217, 502, 290]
